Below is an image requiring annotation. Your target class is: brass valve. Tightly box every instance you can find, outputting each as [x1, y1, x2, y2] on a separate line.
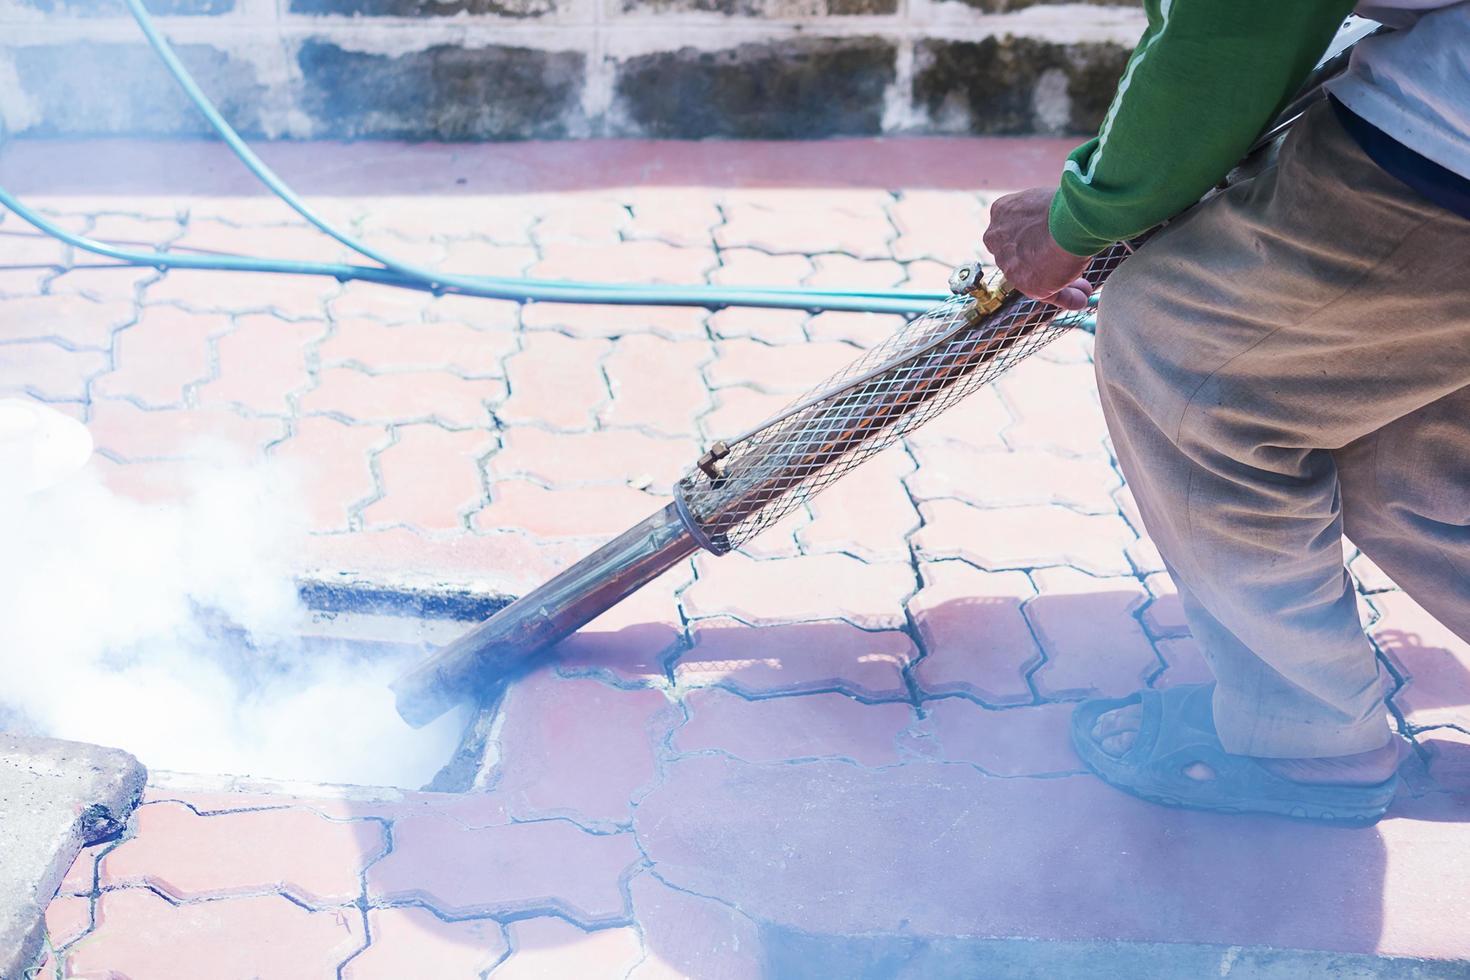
[948, 260, 1012, 315]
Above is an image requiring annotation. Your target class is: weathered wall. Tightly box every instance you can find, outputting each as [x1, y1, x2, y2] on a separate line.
[0, 0, 1144, 139]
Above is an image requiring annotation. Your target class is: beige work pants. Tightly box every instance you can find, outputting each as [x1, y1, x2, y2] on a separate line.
[1095, 101, 1470, 758]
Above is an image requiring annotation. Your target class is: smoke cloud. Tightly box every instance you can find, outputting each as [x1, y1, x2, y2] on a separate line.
[0, 403, 469, 788]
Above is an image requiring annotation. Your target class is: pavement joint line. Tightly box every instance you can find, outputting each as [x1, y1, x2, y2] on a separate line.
[333, 814, 392, 980]
[138, 797, 392, 827]
[98, 880, 363, 915]
[1016, 570, 1059, 705]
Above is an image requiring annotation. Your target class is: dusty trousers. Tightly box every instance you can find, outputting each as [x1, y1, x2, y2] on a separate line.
[1094, 101, 1470, 758]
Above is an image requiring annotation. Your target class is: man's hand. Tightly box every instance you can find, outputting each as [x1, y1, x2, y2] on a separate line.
[983, 187, 1095, 311]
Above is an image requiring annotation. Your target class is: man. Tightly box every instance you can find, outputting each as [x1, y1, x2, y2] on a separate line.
[982, 0, 1470, 822]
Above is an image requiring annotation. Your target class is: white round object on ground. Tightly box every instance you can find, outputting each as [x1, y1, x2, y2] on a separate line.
[0, 398, 94, 497]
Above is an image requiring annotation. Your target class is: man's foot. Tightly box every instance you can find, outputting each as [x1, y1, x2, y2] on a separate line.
[1070, 684, 1402, 824]
[1090, 702, 1405, 785]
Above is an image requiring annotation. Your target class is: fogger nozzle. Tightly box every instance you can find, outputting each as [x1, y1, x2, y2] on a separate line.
[392, 250, 1129, 726]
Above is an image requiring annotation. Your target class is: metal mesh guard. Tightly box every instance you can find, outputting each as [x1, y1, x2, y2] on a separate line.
[677, 243, 1133, 553]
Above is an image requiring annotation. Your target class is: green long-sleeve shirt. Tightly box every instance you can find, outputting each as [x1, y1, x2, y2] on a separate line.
[1048, 0, 1358, 257]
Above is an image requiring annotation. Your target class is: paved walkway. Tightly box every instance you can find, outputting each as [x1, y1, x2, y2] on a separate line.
[3, 138, 1468, 977]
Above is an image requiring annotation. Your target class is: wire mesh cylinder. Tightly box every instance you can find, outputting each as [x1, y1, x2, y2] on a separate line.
[676, 243, 1132, 553]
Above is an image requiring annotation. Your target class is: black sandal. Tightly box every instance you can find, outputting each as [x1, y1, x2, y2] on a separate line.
[1071, 684, 1399, 825]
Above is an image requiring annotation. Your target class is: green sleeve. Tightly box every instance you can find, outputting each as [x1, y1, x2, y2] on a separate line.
[1048, 0, 1357, 257]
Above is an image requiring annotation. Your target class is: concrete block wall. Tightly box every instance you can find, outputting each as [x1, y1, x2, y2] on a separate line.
[0, 0, 1145, 139]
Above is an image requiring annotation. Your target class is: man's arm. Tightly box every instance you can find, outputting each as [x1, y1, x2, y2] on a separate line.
[1048, 0, 1357, 257]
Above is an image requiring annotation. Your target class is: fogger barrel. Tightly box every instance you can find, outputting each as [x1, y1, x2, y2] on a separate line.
[392, 247, 1131, 727]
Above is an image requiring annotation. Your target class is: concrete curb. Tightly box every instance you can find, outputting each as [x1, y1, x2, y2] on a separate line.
[0, 733, 147, 979]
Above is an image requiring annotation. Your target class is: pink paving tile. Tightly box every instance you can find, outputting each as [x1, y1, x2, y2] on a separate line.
[904, 258, 959, 292]
[627, 872, 762, 980]
[620, 190, 722, 248]
[86, 400, 284, 462]
[1026, 567, 1160, 700]
[1372, 591, 1470, 730]
[367, 813, 641, 922]
[530, 240, 716, 286]
[798, 445, 918, 563]
[318, 317, 514, 377]
[924, 699, 1082, 776]
[518, 302, 708, 341]
[1141, 571, 1189, 638]
[357, 196, 535, 243]
[44, 895, 92, 949]
[300, 366, 502, 427]
[913, 500, 1137, 577]
[906, 443, 1122, 514]
[1417, 728, 1470, 796]
[1126, 533, 1168, 575]
[0, 222, 70, 268]
[301, 527, 584, 597]
[473, 480, 666, 540]
[682, 551, 914, 630]
[714, 193, 894, 259]
[1152, 635, 1216, 690]
[329, 279, 434, 324]
[620, 188, 719, 241]
[0, 265, 51, 297]
[423, 292, 524, 330]
[676, 688, 913, 767]
[92, 456, 195, 507]
[353, 231, 446, 267]
[907, 561, 1039, 705]
[1349, 547, 1400, 593]
[174, 219, 346, 264]
[269, 416, 389, 532]
[675, 616, 914, 701]
[495, 917, 643, 980]
[91, 305, 231, 407]
[56, 842, 107, 897]
[995, 357, 1110, 456]
[705, 337, 859, 394]
[341, 907, 507, 980]
[0, 292, 133, 349]
[143, 268, 332, 318]
[805, 254, 906, 291]
[47, 266, 157, 304]
[491, 673, 678, 827]
[436, 239, 539, 278]
[599, 334, 713, 437]
[635, 754, 1470, 958]
[99, 801, 385, 906]
[488, 426, 697, 492]
[701, 385, 791, 443]
[86, 213, 183, 249]
[498, 330, 612, 430]
[0, 339, 108, 401]
[1037, 328, 1096, 365]
[705, 306, 810, 344]
[889, 191, 989, 266]
[708, 247, 811, 289]
[195, 314, 326, 415]
[360, 424, 494, 531]
[733, 503, 810, 560]
[62, 889, 364, 979]
[902, 385, 1012, 453]
[804, 310, 906, 347]
[532, 194, 630, 244]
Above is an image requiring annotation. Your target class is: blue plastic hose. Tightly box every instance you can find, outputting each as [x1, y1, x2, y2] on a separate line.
[0, 0, 955, 315]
